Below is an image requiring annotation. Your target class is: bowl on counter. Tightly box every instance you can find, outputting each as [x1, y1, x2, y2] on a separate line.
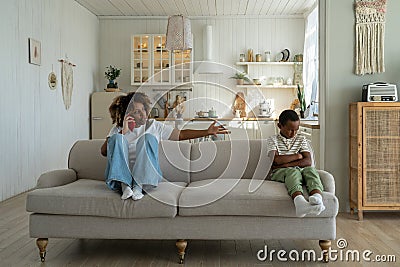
[196, 111, 209, 118]
[253, 78, 261, 85]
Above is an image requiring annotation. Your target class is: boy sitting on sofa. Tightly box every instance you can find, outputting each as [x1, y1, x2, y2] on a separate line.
[267, 110, 325, 217]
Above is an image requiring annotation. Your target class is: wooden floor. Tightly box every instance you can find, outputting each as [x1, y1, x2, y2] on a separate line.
[1, 193, 399, 267]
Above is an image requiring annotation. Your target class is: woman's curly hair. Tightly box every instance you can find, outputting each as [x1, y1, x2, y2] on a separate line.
[109, 92, 151, 127]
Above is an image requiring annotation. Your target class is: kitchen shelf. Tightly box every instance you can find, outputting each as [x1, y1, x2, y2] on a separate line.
[235, 60, 303, 87]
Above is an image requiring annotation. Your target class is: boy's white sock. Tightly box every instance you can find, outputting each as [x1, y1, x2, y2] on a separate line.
[309, 193, 325, 215]
[131, 185, 144, 200]
[294, 195, 321, 217]
[121, 183, 133, 200]
[309, 193, 323, 205]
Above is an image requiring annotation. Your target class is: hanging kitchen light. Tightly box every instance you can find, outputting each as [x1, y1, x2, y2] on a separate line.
[165, 15, 193, 52]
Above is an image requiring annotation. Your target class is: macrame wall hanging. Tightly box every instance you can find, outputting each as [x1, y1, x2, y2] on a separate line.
[354, 0, 387, 75]
[59, 57, 76, 110]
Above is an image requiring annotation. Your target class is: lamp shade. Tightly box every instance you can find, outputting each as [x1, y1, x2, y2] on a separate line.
[165, 15, 193, 51]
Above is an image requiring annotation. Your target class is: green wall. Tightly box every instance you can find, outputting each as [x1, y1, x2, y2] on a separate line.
[322, 0, 400, 211]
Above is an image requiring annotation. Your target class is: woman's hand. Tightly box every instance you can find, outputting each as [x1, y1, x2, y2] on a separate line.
[121, 115, 135, 135]
[207, 121, 229, 136]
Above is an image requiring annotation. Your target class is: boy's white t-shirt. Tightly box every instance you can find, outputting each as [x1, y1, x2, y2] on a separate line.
[107, 119, 174, 168]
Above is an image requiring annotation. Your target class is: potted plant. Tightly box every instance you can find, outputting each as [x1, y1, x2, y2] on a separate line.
[230, 72, 251, 85]
[105, 65, 121, 88]
[297, 84, 306, 118]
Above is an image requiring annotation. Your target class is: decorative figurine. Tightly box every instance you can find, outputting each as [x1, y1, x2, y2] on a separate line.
[232, 92, 247, 118]
[172, 95, 185, 118]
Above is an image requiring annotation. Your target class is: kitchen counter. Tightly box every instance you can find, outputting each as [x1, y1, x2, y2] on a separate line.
[155, 117, 319, 127]
[300, 120, 320, 129]
[155, 117, 276, 122]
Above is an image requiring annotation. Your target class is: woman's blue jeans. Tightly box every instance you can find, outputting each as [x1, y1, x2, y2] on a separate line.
[104, 133, 163, 192]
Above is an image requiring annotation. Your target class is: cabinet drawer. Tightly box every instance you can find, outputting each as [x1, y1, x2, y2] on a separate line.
[299, 126, 311, 134]
[299, 127, 312, 140]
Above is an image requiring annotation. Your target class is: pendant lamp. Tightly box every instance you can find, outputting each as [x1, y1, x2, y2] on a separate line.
[165, 15, 193, 51]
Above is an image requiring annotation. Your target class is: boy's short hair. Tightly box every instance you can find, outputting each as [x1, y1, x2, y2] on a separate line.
[279, 109, 300, 126]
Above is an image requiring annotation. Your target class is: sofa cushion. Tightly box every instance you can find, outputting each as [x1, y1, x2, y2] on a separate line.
[27, 179, 187, 218]
[158, 141, 191, 183]
[68, 140, 191, 183]
[179, 179, 338, 218]
[190, 140, 273, 182]
[68, 140, 107, 180]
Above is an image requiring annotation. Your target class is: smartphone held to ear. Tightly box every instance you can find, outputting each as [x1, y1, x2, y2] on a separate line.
[128, 120, 136, 131]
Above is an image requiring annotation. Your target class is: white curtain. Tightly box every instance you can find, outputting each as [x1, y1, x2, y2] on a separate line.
[303, 7, 318, 118]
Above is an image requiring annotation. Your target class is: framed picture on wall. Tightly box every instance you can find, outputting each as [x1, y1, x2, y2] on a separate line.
[28, 38, 41, 65]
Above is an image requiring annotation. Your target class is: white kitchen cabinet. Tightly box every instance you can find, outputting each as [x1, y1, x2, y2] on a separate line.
[132, 35, 152, 84]
[299, 125, 321, 169]
[178, 120, 215, 143]
[131, 34, 192, 86]
[257, 120, 277, 139]
[171, 50, 192, 85]
[226, 120, 254, 140]
[91, 92, 126, 139]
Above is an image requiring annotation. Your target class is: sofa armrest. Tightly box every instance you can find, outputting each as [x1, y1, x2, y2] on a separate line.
[317, 170, 335, 194]
[36, 169, 77, 189]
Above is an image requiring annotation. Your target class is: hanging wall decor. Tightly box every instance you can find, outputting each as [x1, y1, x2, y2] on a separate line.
[28, 38, 41, 65]
[354, 0, 387, 75]
[59, 57, 76, 110]
[48, 71, 57, 90]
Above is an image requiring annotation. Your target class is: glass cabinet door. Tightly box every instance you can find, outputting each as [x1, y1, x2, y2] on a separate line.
[132, 35, 150, 84]
[131, 34, 192, 85]
[152, 35, 170, 84]
[172, 49, 192, 84]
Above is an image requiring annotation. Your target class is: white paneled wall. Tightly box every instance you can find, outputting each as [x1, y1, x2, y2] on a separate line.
[0, 0, 99, 201]
[99, 17, 304, 117]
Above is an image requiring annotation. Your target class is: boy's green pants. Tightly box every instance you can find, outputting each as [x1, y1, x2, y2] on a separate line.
[270, 166, 324, 196]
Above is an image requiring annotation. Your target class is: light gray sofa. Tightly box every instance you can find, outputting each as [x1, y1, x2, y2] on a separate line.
[26, 139, 338, 263]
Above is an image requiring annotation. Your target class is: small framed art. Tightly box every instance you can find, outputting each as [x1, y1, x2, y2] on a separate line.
[28, 38, 41, 65]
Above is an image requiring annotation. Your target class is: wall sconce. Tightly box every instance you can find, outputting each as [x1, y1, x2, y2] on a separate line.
[165, 15, 193, 52]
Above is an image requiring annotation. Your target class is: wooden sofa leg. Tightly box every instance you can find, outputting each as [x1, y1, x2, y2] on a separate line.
[36, 238, 48, 262]
[176, 239, 187, 264]
[319, 240, 331, 263]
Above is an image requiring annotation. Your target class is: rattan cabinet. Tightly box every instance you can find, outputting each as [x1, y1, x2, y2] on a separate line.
[349, 102, 400, 220]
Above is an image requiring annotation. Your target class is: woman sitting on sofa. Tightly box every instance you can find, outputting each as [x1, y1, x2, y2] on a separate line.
[101, 92, 227, 200]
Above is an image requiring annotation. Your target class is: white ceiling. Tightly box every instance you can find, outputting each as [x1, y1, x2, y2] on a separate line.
[75, 0, 316, 17]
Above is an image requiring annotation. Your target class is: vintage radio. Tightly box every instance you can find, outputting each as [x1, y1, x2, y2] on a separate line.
[362, 82, 398, 102]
